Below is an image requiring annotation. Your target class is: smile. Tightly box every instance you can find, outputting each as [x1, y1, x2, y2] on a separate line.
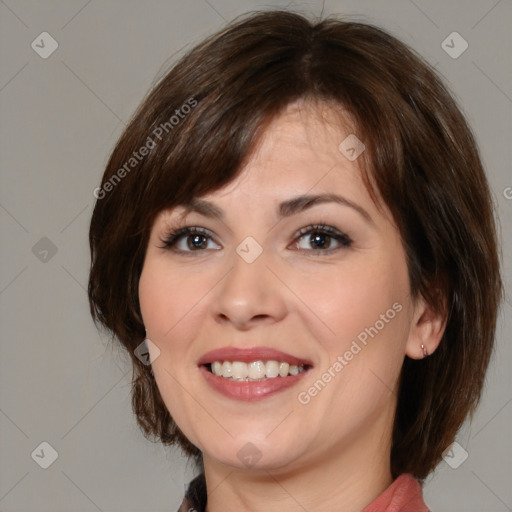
[208, 360, 306, 380]
[198, 346, 313, 401]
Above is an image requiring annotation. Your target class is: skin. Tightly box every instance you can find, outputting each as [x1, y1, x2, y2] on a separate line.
[138, 100, 445, 512]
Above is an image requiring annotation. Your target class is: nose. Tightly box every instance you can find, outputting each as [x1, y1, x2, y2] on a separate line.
[212, 249, 288, 331]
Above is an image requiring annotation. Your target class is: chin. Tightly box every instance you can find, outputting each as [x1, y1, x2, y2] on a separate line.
[201, 433, 308, 472]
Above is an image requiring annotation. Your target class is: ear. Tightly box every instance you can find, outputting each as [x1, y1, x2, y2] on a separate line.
[405, 295, 447, 359]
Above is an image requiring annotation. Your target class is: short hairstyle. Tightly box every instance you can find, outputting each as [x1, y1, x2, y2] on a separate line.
[88, 10, 503, 481]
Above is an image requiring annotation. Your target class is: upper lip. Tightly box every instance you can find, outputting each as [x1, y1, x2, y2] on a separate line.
[197, 346, 313, 367]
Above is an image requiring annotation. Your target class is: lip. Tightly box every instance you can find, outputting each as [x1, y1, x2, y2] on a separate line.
[197, 346, 313, 366]
[197, 346, 313, 402]
[199, 365, 311, 402]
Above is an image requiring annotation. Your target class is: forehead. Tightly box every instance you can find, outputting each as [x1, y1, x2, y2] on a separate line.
[214, 101, 363, 195]
[155, 99, 391, 227]
[253, 100, 356, 164]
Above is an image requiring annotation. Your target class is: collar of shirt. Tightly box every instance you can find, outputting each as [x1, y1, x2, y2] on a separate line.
[177, 472, 430, 512]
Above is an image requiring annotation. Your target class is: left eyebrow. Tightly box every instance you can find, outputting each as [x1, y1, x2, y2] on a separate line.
[180, 193, 375, 226]
[277, 193, 375, 226]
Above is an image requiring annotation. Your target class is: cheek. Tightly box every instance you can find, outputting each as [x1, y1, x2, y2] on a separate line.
[138, 259, 206, 339]
[291, 242, 411, 391]
[138, 260, 207, 443]
[293, 259, 409, 435]
[297, 261, 407, 342]
[139, 264, 171, 337]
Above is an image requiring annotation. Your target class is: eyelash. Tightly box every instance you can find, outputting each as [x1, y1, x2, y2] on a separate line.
[158, 223, 353, 256]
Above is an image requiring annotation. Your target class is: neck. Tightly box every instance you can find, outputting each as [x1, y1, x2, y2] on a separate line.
[203, 404, 395, 512]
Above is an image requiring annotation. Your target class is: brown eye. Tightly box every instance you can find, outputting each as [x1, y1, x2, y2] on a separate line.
[293, 224, 352, 253]
[186, 234, 209, 250]
[160, 226, 221, 253]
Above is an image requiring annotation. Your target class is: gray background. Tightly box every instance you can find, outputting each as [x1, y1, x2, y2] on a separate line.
[0, 0, 511, 511]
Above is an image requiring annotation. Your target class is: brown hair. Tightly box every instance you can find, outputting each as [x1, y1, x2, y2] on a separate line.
[88, 10, 503, 481]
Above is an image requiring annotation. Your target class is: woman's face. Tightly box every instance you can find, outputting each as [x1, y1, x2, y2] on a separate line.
[139, 101, 421, 474]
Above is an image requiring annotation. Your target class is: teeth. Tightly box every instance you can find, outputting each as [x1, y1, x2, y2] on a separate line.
[209, 360, 306, 380]
[266, 360, 279, 378]
[278, 362, 290, 377]
[221, 361, 232, 378]
[248, 361, 266, 379]
[231, 361, 248, 380]
[212, 361, 223, 375]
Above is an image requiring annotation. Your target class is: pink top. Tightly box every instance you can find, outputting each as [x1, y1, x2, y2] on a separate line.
[362, 474, 430, 512]
[178, 472, 430, 511]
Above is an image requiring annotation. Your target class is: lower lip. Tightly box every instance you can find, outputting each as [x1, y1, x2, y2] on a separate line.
[200, 365, 310, 402]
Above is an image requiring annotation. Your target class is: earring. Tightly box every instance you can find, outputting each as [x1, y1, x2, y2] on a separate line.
[420, 344, 428, 358]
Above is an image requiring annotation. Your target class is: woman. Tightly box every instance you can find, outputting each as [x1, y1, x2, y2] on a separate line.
[88, 10, 502, 512]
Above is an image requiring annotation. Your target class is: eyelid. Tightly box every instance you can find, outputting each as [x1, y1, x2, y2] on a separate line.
[292, 223, 350, 241]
